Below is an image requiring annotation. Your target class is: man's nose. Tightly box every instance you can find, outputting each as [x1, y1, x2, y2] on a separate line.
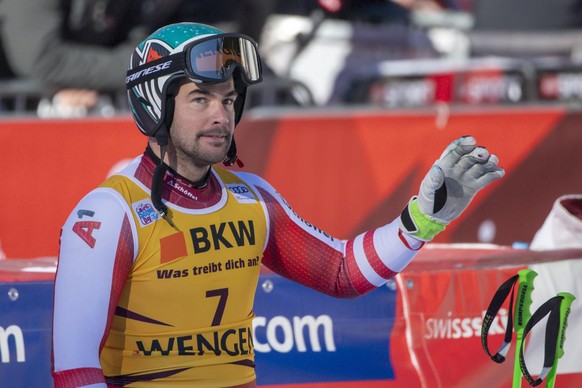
[211, 101, 230, 126]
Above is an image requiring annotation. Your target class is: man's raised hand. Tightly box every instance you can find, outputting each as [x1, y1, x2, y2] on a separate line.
[400, 136, 505, 241]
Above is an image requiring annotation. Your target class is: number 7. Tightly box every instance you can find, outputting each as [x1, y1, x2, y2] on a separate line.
[206, 288, 228, 326]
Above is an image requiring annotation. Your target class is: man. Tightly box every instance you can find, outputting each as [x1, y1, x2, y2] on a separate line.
[52, 22, 504, 387]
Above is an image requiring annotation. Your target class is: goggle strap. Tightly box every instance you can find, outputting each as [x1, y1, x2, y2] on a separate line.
[126, 54, 185, 89]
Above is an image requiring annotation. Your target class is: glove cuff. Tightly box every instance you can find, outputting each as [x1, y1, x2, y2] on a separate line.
[399, 197, 446, 241]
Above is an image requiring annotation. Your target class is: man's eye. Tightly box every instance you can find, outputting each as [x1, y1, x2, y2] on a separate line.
[223, 98, 235, 105]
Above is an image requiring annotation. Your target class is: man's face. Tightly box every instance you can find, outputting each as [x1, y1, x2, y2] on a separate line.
[169, 78, 238, 168]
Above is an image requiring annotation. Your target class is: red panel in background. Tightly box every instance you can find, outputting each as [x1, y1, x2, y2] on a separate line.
[0, 117, 143, 259]
[1, 106, 579, 259]
[236, 107, 569, 243]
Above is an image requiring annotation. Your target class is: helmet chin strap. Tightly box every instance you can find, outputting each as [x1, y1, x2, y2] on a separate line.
[151, 128, 175, 226]
[149, 80, 180, 228]
[223, 74, 248, 168]
[224, 138, 243, 167]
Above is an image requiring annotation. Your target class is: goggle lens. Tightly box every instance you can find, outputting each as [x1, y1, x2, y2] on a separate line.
[188, 35, 261, 84]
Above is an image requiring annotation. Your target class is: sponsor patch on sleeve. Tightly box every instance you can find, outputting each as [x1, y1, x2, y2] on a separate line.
[226, 184, 257, 204]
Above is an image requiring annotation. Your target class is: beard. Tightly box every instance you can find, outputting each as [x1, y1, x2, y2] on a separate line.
[173, 128, 233, 168]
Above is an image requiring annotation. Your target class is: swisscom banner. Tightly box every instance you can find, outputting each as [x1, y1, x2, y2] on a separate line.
[253, 274, 397, 385]
[0, 281, 54, 387]
[2, 249, 582, 387]
[0, 273, 397, 387]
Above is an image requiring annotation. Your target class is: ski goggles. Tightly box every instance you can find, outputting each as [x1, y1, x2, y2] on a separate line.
[126, 33, 262, 89]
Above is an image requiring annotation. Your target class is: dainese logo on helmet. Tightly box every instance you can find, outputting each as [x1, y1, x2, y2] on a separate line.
[126, 60, 173, 85]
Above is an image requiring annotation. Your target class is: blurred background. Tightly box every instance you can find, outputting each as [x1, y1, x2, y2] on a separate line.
[2, 0, 582, 115]
[2, 0, 581, 258]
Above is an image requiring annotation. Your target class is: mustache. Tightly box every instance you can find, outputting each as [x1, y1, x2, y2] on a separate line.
[196, 128, 232, 138]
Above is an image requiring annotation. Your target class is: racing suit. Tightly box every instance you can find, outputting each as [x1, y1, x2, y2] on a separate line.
[52, 147, 423, 387]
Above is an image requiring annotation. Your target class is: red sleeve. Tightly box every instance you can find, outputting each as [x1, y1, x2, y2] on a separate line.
[258, 187, 419, 298]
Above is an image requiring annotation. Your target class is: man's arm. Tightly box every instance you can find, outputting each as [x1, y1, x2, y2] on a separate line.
[235, 172, 423, 298]
[238, 136, 503, 298]
[52, 188, 137, 387]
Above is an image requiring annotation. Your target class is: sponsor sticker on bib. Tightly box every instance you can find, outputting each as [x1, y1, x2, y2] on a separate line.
[132, 199, 160, 227]
[226, 184, 256, 204]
